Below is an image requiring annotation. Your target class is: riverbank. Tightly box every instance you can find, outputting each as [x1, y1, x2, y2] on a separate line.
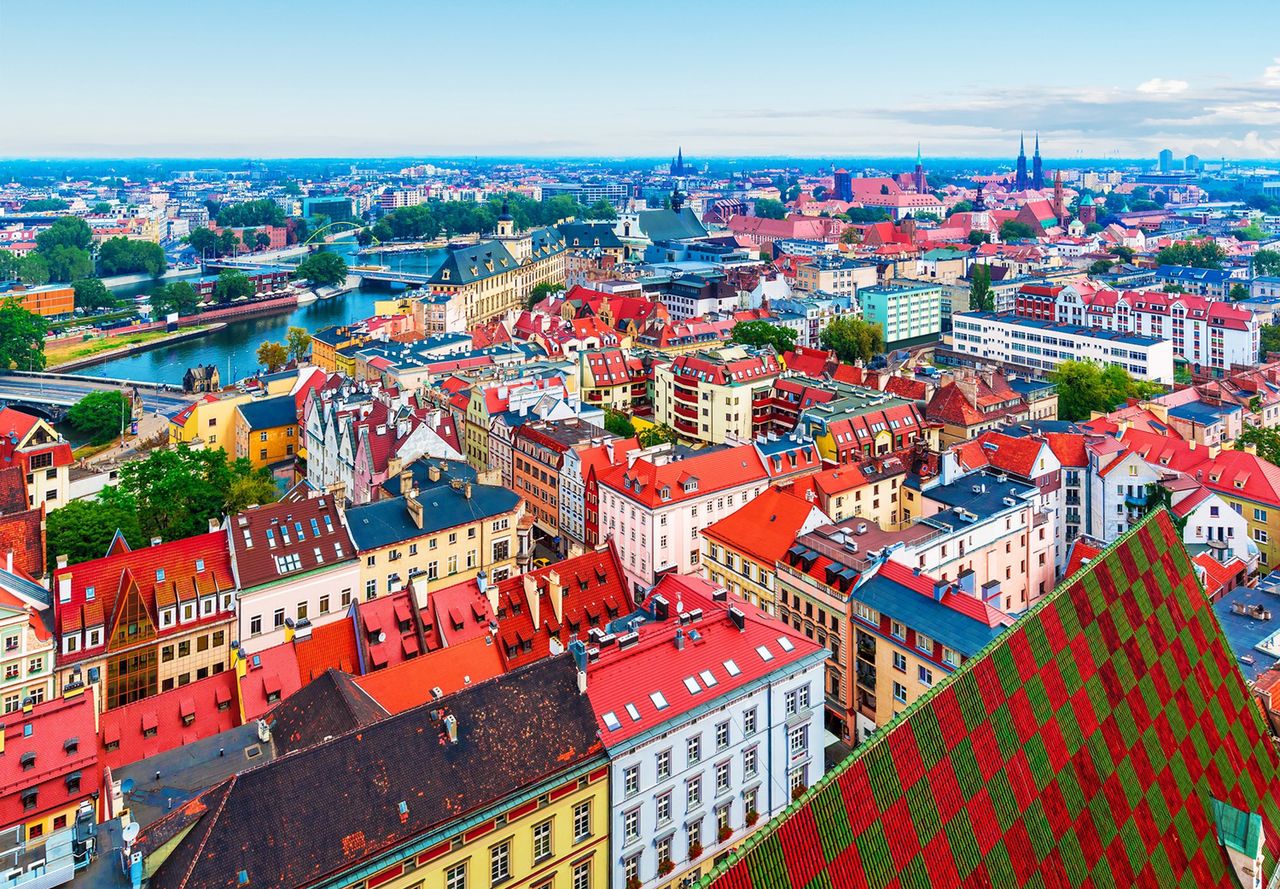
[48, 324, 220, 371]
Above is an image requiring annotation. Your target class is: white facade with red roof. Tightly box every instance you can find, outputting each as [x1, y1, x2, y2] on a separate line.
[0, 408, 73, 512]
[583, 574, 825, 889]
[652, 346, 782, 445]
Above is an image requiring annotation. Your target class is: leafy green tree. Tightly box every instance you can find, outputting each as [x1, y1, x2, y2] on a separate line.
[526, 281, 561, 309]
[45, 492, 142, 566]
[1112, 246, 1135, 263]
[1261, 324, 1280, 358]
[92, 202, 112, 214]
[356, 228, 374, 247]
[294, 252, 348, 288]
[1230, 283, 1249, 301]
[97, 237, 166, 276]
[754, 199, 787, 220]
[0, 252, 21, 281]
[840, 227, 860, 245]
[254, 232, 271, 250]
[284, 181, 303, 196]
[225, 466, 279, 514]
[187, 226, 219, 257]
[637, 423, 677, 448]
[0, 297, 47, 370]
[844, 207, 891, 223]
[968, 230, 991, 245]
[257, 340, 288, 372]
[604, 409, 635, 439]
[948, 201, 974, 215]
[17, 254, 49, 286]
[968, 264, 994, 312]
[35, 217, 92, 253]
[21, 198, 69, 212]
[73, 277, 117, 311]
[585, 199, 618, 220]
[151, 280, 200, 317]
[1156, 241, 1224, 269]
[1254, 249, 1280, 277]
[66, 390, 131, 445]
[1234, 223, 1266, 242]
[215, 199, 286, 228]
[214, 270, 254, 303]
[217, 230, 241, 256]
[43, 245, 93, 282]
[1236, 426, 1280, 465]
[731, 320, 797, 353]
[286, 326, 312, 364]
[999, 220, 1037, 241]
[1085, 222, 1104, 234]
[117, 444, 278, 543]
[1050, 360, 1162, 422]
[1089, 259, 1115, 275]
[1162, 283, 1187, 294]
[820, 316, 884, 364]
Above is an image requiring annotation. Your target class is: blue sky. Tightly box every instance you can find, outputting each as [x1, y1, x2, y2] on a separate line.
[5, 0, 1280, 158]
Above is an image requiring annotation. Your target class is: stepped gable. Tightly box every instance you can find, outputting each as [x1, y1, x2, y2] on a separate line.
[700, 509, 1280, 889]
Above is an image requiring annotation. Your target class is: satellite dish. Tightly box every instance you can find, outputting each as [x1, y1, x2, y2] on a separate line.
[121, 778, 136, 794]
[377, 631, 386, 643]
[122, 822, 140, 844]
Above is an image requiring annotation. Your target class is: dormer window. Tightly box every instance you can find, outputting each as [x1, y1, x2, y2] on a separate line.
[195, 558, 205, 572]
[85, 586, 95, 601]
[20, 752, 35, 771]
[160, 609, 175, 628]
[155, 568, 165, 582]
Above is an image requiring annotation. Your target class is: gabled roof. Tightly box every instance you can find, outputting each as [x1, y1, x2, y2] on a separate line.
[293, 617, 360, 684]
[266, 668, 385, 757]
[702, 487, 828, 567]
[229, 491, 356, 590]
[354, 633, 506, 714]
[234, 394, 298, 431]
[99, 671, 239, 771]
[599, 444, 770, 508]
[699, 510, 1280, 889]
[345, 483, 520, 551]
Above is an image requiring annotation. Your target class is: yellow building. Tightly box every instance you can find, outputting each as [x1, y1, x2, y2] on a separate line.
[428, 222, 566, 328]
[781, 460, 907, 528]
[651, 346, 781, 445]
[310, 324, 372, 374]
[234, 394, 299, 469]
[169, 373, 299, 454]
[793, 255, 877, 297]
[133, 656, 611, 889]
[346, 478, 525, 599]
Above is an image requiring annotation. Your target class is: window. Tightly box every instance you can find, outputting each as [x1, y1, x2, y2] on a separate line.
[687, 735, 701, 765]
[743, 708, 757, 735]
[716, 761, 731, 794]
[892, 652, 907, 672]
[572, 861, 591, 889]
[789, 724, 809, 760]
[178, 640, 191, 658]
[490, 840, 510, 886]
[743, 746, 758, 778]
[942, 647, 959, 667]
[573, 800, 592, 842]
[319, 595, 330, 614]
[366, 579, 377, 598]
[656, 834, 673, 867]
[918, 665, 934, 686]
[785, 690, 799, 717]
[893, 682, 907, 704]
[715, 721, 730, 750]
[624, 807, 641, 844]
[656, 748, 671, 780]
[890, 621, 905, 640]
[743, 787, 759, 818]
[687, 775, 702, 808]
[915, 633, 934, 654]
[624, 764, 639, 796]
[3, 665, 17, 681]
[446, 862, 467, 889]
[623, 854, 641, 885]
[273, 609, 285, 629]
[250, 615, 262, 636]
[656, 790, 673, 824]
[532, 819, 553, 862]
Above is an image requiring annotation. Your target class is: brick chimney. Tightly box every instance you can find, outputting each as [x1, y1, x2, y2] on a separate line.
[405, 493, 424, 530]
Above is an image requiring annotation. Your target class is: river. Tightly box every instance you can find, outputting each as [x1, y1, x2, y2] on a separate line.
[69, 240, 446, 385]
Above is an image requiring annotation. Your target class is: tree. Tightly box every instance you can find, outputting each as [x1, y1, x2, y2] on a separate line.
[968, 230, 991, 245]
[356, 228, 374, 247]
[820, 317, 884, 364]
[1112, 245, 1135, 263]
[187, 226, 219, 257]
[585, 199, 618, 221]
[731, 320, 797, 354]
[45, 492, 142, 566]
[217, 230, 241, 256]
[92, 202, 112, 214]
[968, 264, 994, 312]
[255, 232, 271, 250]
[1162, 283, 1188, 294]
[35, 217, 91, 253]
[257, 340, 289, 373]
[214, 270, 254, 303]
[999, 220, 1037, 241]
[948, 201, 974, 215]
[17, 254, 49, 286]
[151, 280, 200, 317]
[1085, 222, 1104, 234]
[97, 237, 166, 276]
[1156, 241, 1224, 269]
[43, 245, 93, 282]
[215, 199, 286, 228]
[286, 326, 312, 364]
[1254, 249, 1280, 277]
[1234, 223, 1266, 242]
[1050, 360, 1162, 422]
[284, 181, 303, 196]
[66, 390, 131, 445]
[73, 278, 117, 311]
[526, 281, 561, 309]
[845, 207, 891, 223]
[1230, 283, 1249, 301]
[637, 423, 677, 448]
[1089, 259, 1115, 275]
[754, 199, 787, 220]
[21, 198, 69, 212]
[840, 227, 861, 245]
[116, 444, 278, 543]
[0, 252, 21, 282]
[604, 409, 635, 439]
[1261, 323, 1280, 359]
[225, 463, 279, 514]
[1236, 426, 1280, 466]
[294, 252, 348, 288]
[0, 297, 47, 370]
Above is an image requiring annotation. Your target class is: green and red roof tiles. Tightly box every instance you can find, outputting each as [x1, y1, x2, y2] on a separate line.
[700, 509, 1280, 889]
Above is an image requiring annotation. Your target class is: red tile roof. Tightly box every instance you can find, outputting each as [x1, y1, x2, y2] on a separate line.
[1063, 539, 1102, 577]
[0, 690, 100, 830]
[229, 491, 355, 590]
[238, 642, 303, 722]
[599, 445, 769, 508]
[99, 671, 239, 771]
[293, 617, 360, 684]
[701, 487, 827, 567]
[354, 634, 506, 714]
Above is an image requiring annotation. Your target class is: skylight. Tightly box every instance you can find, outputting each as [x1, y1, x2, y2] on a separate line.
[756, 645, 774, 661]
[683, 676, 701, 694]
[625, 703, 641, 721]
[698, 669, 718, 687]
[650, 691, 669, 710]
[603, 711, 621, 731]
[724, 659, 741, 676]
[778, 636, 795, 652]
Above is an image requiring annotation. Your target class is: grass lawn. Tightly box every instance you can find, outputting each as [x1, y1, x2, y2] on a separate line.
[45, 326, 207, 368]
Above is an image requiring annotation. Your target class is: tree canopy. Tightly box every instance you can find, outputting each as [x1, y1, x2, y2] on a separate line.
[66, 390, 131, 445]
[45, 491, 143, 567]
[43, 244, 93, 282]
[819, 316, 884, 364]
[604, 409, 635, 439]
[1254, 249, 1280, 277]
[214, 270, 254, 303]
[968, 230, 991, 245]
[214, 199, 286, 228]
[98, 237, 166, 277]
[294, 252, 348, 288]
[257, 340, 288, 373]
[150, 280, 200, 317]
[584, 199, 618, 221]
[637, 423, 677, 448]
[35, 217, 92, 253]
[1234, 222, 1266, 242]
[73, 277, 117, 311]
[730, 319, 797, 354]
[1049, 360, 1163, 422]
[1237, 426, 1280, 465]
[753, 199, 787, 220]
[286, 326, 312, 364]
[968, 264, 994, 312]
[0, 297, 47, 370]
[526, 281, 561, 309]
[1155, 240, 1224, 269]
[1261, 324, 1280, 359]
[21, 198, 69, 212]
[999, 220, 1037, 241]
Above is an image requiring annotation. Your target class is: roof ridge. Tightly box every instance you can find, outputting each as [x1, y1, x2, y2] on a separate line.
[175, 774, 237, 889]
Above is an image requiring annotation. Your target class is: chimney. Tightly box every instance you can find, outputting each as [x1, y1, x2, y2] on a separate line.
[443, 713, 458, 744]
[548, 570, 564, 624]
[208, 517, 221, 533]
[674, 628, 685, 650]
[428, 464, 441, 483]
[727, 607, 746, 631]
[523, 573, 541, 630]
[577, 669, 588, 694]
[56, 554, 68, 571]
[463, 482, 472, 500]
[933, 579, 949, 601]
[405, 493, 424, 530]
[150, 537, 162, 547]
[399, 468, 414, 496]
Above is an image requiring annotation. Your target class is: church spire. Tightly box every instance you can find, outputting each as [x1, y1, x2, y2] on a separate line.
[1032, 131, 1044, 190]
[1019, 132, 1026, 157]
[1016, 132, 1029, 192]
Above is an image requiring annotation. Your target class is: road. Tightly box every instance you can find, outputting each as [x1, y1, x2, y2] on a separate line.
[0, 373, 196, 414]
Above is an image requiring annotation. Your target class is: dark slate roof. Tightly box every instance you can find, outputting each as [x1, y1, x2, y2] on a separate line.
[144, 655, 603, 889]
[380, 458, 477, 498]
[235, 394, 298, 431]
[559, 222, 623, 250]
[267, 668, 386, 756]
[632, 208, 708, 242]
[700, 509, 1280, 889]
[428, 240, 519, 286]
[345, 483, 520, 550]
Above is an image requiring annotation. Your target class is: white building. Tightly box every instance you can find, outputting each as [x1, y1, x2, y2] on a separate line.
[584, 575, 826, 889]
[949, 311, 1175, 384]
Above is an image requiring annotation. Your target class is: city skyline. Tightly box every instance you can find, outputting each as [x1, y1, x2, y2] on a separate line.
[6, 0, 1280, 158]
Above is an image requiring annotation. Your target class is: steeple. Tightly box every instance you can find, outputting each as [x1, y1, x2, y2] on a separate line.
[1052, 169, 1066, 227]
[1015, 132, 1029, 192]
[1032, 131, 1044, 190]
[670, 186, 684, 212]
[913, 143, 926, 195]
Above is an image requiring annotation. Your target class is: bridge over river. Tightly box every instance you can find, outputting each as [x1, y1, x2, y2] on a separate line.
[0, 372, 195, 420]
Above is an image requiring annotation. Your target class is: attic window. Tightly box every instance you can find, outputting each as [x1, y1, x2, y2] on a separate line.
[602, 711, 621, 731]
[85, 586, 95, 601]
[777, 636, 795, 652]
[698, 669, 718, 687]
[155, 568, 165, 582]
[724, 659, 741, 677]
[20, 752, 35, 770]
[625, 703, 641, 721]
[683, 676, 701, 694]
[63, 737, 78, 755]
[650, 691, 669, 710]
[20, 790, 36, 810]
[195, 559, 205, 572]
[65, 771, 81, 793]
[756, 645, 774, 662]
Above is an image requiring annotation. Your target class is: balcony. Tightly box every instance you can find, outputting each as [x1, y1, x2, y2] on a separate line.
[674, 416, 699, 434]
[855, 663, 876, 689]
[674, 401, 698, 420]
[1125, 492, 1149, 508]
[673, 386, 699, 404]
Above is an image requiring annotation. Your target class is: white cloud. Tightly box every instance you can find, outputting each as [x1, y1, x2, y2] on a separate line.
[1264, 58, 1280, 86]
[1137, 78, 1189, 95]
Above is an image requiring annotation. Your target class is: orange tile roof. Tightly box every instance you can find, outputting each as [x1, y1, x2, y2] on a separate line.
[294, 617, 360, 684]
[702, 488, 827, 567]
[354, 634, 506, 714]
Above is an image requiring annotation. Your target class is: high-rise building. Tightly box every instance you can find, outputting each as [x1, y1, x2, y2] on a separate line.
[1185, 153, 1201, 173]
[1159, 148, 1174, 173]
